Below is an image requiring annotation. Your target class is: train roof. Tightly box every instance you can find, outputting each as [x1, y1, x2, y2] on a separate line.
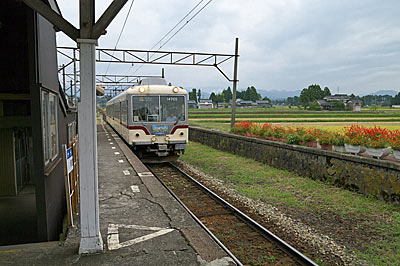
[106, 84, 187, 105]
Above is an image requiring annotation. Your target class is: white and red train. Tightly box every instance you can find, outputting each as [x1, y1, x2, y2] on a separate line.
[105, 78, 188, 161]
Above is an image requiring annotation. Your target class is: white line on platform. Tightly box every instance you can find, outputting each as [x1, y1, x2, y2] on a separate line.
[130, 185, 140, 193]
[114, 152, 120, 155]
[109, 142, 113, 144]
[138, 172, 154, 177]
[123, 170, 130, 176]
[107, 224, 174, 251]
[112, 147, 116, 149]
[118, 160, 124, 163]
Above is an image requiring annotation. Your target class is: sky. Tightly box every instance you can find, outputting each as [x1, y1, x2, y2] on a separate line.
[56, 0, 400, 95]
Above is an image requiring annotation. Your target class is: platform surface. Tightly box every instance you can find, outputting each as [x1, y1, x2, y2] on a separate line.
[0, 122, 235, 266]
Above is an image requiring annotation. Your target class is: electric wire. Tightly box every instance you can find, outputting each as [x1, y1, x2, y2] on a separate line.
[126, 0, 213, 76]
[104, 0, 135, 75]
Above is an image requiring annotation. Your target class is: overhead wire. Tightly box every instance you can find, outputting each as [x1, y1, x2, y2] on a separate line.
[126, 0, 214, 76]
[104, 0, 136, 75]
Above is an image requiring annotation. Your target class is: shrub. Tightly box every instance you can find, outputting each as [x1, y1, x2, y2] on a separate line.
[318, 131, 334, 145]
[331, 132, 345, 146]
[303, 128, 320, 142]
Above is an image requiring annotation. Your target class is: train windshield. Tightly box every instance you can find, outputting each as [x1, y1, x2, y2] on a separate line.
[160, 96, 185, 122]
[132, 96, 159, 122]
[132, 95, 185, 122]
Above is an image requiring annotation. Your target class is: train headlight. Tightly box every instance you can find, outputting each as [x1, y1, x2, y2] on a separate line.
[151, 137, 156, 142]
[172, 87, 179, 93]
[138, 87, 145, 93]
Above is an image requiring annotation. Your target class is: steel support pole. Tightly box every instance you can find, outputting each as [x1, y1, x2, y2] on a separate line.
[77, 38, 103, 254]
[73, 49, 77, 107]
[230, 38, 239, 128]
[62, 64, 66, 92]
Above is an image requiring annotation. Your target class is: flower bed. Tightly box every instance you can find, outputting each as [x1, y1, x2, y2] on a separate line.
[231, 122, 400, 160]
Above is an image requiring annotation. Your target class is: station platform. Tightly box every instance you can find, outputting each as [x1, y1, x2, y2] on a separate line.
[0, 122, 235, 266]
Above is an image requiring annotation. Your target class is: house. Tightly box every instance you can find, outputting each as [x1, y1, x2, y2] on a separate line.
[318, 94, 361, 111]
[198, 99, 213, 109]
[188, 100, 198, 109]
[0, 0, 78, 245]
[256, 100, 272, 108]
[346, 100, 362, 111]
[317, 99, 332, 110]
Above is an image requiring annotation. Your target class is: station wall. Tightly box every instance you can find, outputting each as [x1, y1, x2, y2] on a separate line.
[189, 126, 400, 203]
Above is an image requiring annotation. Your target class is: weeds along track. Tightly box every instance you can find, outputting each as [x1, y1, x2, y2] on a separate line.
[147, 163, 317, 266]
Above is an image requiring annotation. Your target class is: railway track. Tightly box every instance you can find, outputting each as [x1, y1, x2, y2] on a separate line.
[147, 163, 318, 266]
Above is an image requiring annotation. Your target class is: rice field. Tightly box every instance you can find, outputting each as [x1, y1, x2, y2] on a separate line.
[189, 110, 400, 132]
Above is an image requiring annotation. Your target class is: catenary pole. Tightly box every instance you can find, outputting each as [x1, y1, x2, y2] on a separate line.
[230, 38, 239, 128]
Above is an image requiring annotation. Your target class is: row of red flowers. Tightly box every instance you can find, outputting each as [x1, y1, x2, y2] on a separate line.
[231, 122, 400, 150]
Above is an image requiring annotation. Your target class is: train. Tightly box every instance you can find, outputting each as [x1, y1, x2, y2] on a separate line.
[105, 78, 188, 162]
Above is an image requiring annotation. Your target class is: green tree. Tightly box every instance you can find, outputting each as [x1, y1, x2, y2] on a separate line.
[300, 84, 325, 109]
[223, 87, 233, 103]
[209, 92, 216, 103]
[393, 92, 400, 105]
[308, 100, 322, 111]
[189, 88, 197, 102]
[197, 89, 202, 102]
[247, 86, 261, 101]
[262, 96, 271, 103]
[323, 87, 331, 97]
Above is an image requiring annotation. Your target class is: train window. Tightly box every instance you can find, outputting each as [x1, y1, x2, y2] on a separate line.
[121, 101, 128, 125]
[132, 96, 159, 122]
[160, 96, 185, 122]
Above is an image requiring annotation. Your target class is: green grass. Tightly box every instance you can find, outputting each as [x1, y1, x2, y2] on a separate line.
[180, 141, 400, 265]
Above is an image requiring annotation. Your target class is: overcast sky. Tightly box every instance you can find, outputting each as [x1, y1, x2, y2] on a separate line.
[56, 0, 400, 95]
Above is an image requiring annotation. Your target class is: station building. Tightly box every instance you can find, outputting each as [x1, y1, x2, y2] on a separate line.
[0, 0, 77, 245]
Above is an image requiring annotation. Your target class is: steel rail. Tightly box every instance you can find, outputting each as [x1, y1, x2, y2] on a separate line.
[168, 163, 318, 266]
[147, 165, 243, 266]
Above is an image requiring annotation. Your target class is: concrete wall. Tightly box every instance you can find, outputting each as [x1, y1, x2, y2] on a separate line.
[189, 126, 400, 203]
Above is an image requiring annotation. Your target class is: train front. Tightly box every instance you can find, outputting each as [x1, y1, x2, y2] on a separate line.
[128, 80, 188, 161]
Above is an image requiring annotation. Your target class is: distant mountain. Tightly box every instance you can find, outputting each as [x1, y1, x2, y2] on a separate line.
[258, 90, 301, 100]
[362, 90, 400, 97]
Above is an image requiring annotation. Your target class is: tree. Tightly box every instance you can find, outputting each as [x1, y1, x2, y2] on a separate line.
[262, 96, 271, 103]
[300, 84, 325, 109]
[209, 92, 216, 103]
[247, 86, 261, 101]
[189, 88, 197, 102]
[323, 87, 331, 97]
[197, 89, 201, 102]
[393, 92, 400, 105]
[308, 100, 322, 111]
[223, 87, 232, 103]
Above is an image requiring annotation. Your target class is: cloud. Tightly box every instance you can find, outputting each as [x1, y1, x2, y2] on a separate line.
[56, 0, 400, 95]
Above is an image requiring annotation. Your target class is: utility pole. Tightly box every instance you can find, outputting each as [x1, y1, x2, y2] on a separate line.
[231, 38, 239, 128]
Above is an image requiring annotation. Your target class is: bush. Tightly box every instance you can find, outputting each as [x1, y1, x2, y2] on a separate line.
[308, 100, 322, 111]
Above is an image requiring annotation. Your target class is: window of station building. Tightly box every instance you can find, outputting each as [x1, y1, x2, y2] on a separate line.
[132, 96, 159, 122]
[41, 90, 58, 164]
[160, 96, 185, 122]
